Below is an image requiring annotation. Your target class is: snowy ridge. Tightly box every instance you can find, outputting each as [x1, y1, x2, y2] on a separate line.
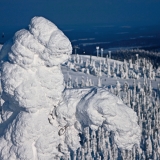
[0, 17, 140, 160]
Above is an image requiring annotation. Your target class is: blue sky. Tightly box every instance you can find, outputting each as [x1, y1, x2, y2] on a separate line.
[0, 0, 160, 31]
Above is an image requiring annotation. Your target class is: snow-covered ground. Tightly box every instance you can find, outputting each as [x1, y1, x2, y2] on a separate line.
[62, 55, 159, 89]
[61, 54, 160, 159]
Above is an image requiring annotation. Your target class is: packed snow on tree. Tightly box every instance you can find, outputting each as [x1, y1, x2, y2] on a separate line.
[0, 17, 140, 159]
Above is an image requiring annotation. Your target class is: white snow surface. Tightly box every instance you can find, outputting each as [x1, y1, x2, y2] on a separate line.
[0, 16, 141, 160]
[58, 88, 141, 150]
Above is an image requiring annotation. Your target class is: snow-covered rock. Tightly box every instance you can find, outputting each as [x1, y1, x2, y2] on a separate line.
[0, 16, 141, 160]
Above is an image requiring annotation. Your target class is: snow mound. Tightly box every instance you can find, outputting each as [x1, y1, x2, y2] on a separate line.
[0, 16, 141, 160]
[0, 16, 72, 160]
[57, 88, 141, 150]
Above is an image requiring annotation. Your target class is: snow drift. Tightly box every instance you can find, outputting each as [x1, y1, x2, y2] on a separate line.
[0, 16, 141, 160]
